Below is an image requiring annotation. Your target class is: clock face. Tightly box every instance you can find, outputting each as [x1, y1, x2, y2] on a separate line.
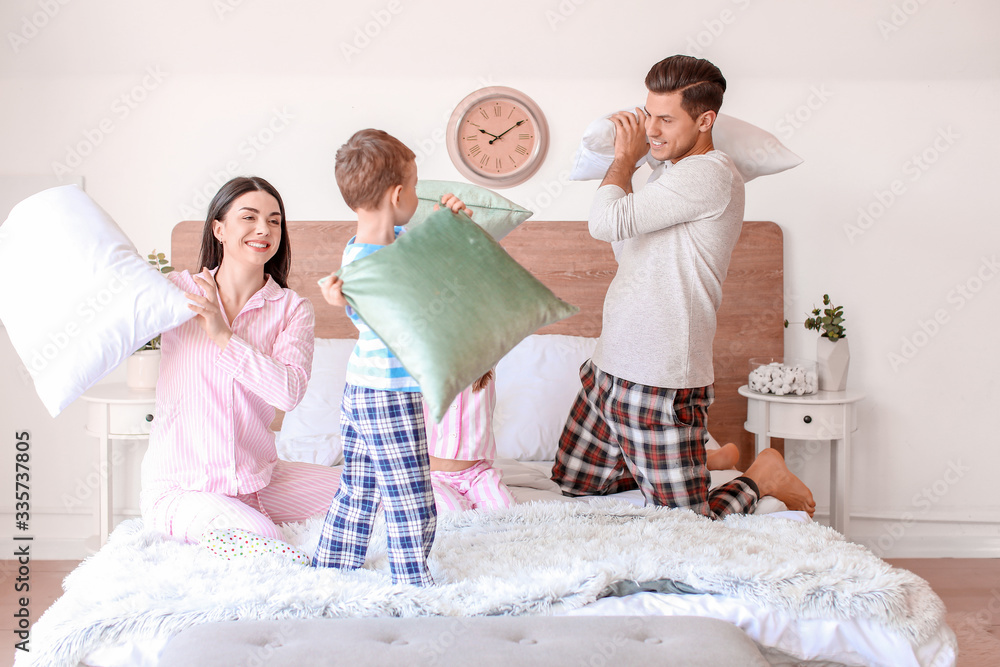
[446, 87, 548, 188]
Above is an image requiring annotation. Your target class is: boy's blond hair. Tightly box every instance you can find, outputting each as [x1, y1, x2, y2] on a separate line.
[335, 129, 416, 211]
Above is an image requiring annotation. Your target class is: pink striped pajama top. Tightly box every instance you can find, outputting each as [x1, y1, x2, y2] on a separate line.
[140, 269, 315, 497]
[424, 379, 497, 461]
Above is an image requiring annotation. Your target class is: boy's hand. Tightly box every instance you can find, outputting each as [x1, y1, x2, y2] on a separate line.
[319, 272, 348, 307]
[434, 194, 473, 218]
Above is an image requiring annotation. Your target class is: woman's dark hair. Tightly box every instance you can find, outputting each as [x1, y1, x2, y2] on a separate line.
[198, 176, 291, 288]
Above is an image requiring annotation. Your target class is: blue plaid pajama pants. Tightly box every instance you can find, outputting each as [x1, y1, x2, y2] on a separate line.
[311, 384, 436, 586]
[551, 360, 759, 519]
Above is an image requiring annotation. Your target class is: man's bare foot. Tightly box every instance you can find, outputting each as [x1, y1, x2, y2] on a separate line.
[744, 448, 816, 517]
[707, 442, 740, 471]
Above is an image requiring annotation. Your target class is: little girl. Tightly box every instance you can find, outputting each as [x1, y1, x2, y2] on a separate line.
[424, 369, 516, 512]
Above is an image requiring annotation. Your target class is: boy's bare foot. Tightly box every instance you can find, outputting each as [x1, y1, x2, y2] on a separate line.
[707, 442, 740, 471]
[744, 448, 816, 517]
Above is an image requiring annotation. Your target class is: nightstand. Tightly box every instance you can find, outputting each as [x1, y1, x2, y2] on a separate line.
[738, 385, 865, 537]
[80, 383, 156, 545]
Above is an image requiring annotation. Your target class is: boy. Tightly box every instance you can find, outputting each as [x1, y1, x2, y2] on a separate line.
[312, 128, 468, 586]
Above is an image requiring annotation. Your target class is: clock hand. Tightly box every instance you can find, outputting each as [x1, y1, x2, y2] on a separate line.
[489, 119, 526, 144]
[478, 128, 500, 140]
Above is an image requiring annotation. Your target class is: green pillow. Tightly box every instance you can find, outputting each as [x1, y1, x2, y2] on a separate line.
[412, 180, 532, 240]
[336, 208, 578, 422]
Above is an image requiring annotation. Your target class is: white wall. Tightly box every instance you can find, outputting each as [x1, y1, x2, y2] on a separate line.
[1, 0, 998, 558]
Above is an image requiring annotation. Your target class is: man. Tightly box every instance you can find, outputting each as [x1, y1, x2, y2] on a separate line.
[552, 55, 815, 519]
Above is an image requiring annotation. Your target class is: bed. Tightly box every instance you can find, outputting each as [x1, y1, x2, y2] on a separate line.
[19, 219, 957, 667]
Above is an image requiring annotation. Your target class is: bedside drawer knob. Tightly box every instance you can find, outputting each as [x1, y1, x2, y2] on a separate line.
[803, 415, 812, 424]
[145, 414, 154, 423]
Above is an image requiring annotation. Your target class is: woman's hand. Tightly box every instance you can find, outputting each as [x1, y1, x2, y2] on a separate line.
[434, 194, 473, 218]
[185, 268, 233, 350]
[319, 272, 348, 307]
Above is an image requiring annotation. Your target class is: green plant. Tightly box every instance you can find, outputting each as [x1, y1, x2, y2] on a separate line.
[784, 293, 846, 341]
[138, 250, 175, 351]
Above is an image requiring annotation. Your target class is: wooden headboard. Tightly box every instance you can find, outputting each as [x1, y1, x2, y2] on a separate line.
[172, 220, 783, 468]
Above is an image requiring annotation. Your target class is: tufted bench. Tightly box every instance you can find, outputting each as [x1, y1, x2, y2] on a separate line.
[158, 615, 769, 666]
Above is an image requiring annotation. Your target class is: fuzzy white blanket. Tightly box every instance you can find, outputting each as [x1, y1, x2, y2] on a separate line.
[21, 500, 945, 667]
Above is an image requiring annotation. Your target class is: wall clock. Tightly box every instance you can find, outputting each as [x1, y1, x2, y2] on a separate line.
[445, 86, 549, 188]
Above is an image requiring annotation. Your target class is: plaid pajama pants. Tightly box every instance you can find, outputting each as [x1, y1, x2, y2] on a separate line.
[311, 384, 436, 586]
[551, 359, 758, 519]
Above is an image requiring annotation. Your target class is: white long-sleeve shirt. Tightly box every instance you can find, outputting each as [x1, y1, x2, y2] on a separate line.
[588, 150, 745, 389]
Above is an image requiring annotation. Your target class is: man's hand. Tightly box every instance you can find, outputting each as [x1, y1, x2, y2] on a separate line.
[319, 272, 348, 307]
[600, 107, 649, 193]
[610, 107, 649, 164]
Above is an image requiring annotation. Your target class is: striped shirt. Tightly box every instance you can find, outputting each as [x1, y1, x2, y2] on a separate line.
[140, 269, 315, 496]
[424, 380, 497, 461]
[343, 227, 420, 392]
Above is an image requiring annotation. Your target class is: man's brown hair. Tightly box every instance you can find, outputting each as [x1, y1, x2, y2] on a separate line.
[334, 129, 416, 211]
[645, 55, 727, 120]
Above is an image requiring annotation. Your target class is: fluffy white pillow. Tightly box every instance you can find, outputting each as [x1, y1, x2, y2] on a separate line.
[494, 334, 598, 461]
[569, 110, 803, 183]
[0, 185, 194, 417]
[275, 334, 731, 467]
[275, 338, 356, 466]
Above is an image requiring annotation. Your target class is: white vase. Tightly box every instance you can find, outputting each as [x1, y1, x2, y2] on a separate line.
[816, 337, 849, 391]
[127, 350, 161, 390]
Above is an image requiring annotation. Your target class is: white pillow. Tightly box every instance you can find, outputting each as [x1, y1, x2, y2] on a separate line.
[569, 110, 803, 183]
[275, 337, 356, 466]
[0, 185, 194, 417]
[494, 334, 598, 461]
[275, 334, 728, 467]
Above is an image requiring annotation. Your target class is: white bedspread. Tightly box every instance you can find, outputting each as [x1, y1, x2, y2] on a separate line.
[20, 462, 956, 667]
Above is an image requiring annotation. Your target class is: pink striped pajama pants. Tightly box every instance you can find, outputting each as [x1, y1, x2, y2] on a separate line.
[141, 460, 342, 543]
[431, 460, 516, 513]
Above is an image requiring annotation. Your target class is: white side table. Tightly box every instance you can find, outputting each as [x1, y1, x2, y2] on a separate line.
[80, 383, 156, 545]
[738, 385, 865, 536]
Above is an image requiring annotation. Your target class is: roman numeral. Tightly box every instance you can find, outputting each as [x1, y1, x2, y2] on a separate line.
[508, 107, 517, 119]
[494, 104, 502, 117]
[496, 158, 503, 170]
[514, 145, 528, 155]
[468, 144, 482, 156]
[479, 108, 489, 120]
[518, 133, 532, 140]
[465, 135, 478, 141]
[508, 155, 518, 167]
[480, 154, 490, 167]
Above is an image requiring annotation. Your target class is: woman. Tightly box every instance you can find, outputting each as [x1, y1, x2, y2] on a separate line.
[140, 176, 340, 545]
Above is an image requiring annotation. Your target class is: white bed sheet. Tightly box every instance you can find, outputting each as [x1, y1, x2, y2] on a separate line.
[562, 590, 956, 667]
[81, 458, 955, 667]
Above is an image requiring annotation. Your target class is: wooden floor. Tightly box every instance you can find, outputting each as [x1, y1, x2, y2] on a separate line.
[2, 558, 997, 666]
